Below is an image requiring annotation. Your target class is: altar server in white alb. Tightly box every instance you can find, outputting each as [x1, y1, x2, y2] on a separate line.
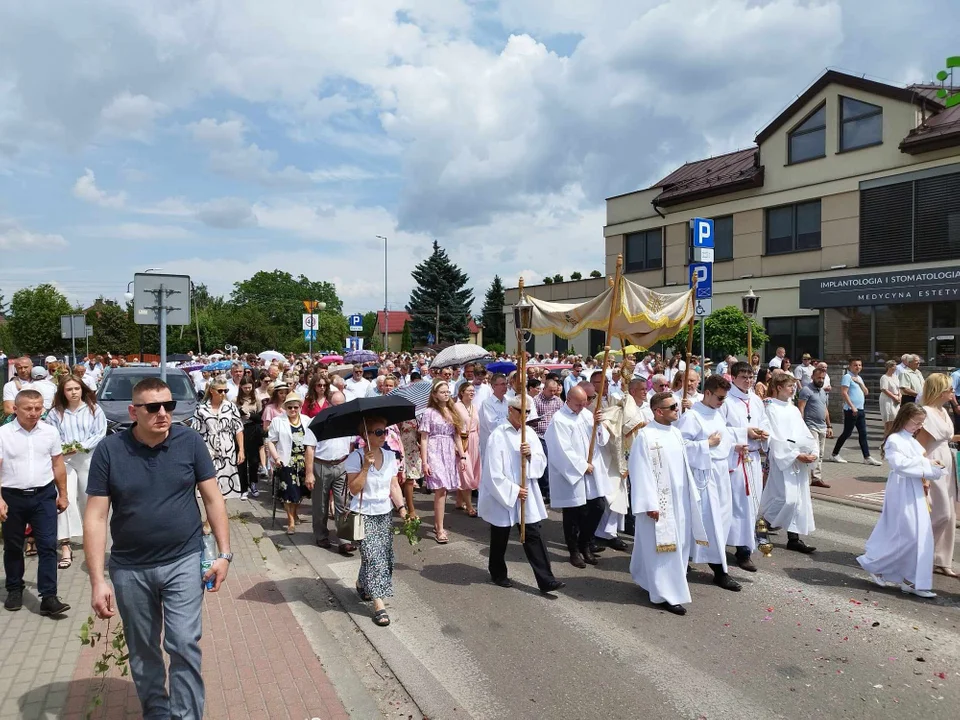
[760, 371, 819, 553]
[629, 392, 709, 615]
[589, 372, 630, 552]
[719, 361, 770, 572]
[676, 374, 742, 592]
[858, 403, 944, 598]
[479, 396, 565, 594]
[545, 385, 610, 569]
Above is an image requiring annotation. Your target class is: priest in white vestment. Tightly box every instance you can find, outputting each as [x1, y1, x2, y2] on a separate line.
[858, 405, 943, 598]
[674, 370, 703, 411]
[588, 372, 631, 552]
[760, 372, 819, 553]
[479, 396, 565, 594]
[719, 361, 770, 572]
[479, 373, 510, 459]
[676, 374, 743, 591]
[546, 386, 610, 568]
[629, 391, 709, 615]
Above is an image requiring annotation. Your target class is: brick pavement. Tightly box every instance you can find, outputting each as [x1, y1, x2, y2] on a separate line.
[0, 518, 350, 720]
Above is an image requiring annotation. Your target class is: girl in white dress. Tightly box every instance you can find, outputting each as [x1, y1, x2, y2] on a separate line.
[858, 403, 943, 598]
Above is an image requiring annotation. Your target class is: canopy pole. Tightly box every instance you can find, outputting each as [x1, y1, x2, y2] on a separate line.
[681, 281, 697, 414]
[517, 277, 528, 543]
[588, 255, 623, 464]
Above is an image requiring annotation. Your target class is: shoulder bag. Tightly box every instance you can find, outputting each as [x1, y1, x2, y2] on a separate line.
[336, 484, 365, 542]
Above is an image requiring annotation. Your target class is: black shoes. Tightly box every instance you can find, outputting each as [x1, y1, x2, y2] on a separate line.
[587, 542, 607, 554]
[4, 589, 23, 612]
[787, 539, 816, 554]
[737, 557, 758, 572]
[659, 602, 687, 616]
[606, 538, 629, 552]
[713, 574, 742, 592]
[39, 596, 70, 616]
[539, 580, 565, 595]
[492, 577, 513, 588]
[569, 551, 587, 569]
[581, 548, 599, 565]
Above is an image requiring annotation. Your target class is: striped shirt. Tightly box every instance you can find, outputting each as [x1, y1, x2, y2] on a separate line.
[45, 403, 108, 451]
[532, 394, 564, 439]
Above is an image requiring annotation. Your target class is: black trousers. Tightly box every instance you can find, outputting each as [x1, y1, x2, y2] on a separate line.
[238, 425, 262, 493]
[537, 440, 551, 502]
[832, 408, 870, 458]
[561, 497, 607, 553]
[488, 522, 556, 590]
[2, 483, 58, 597]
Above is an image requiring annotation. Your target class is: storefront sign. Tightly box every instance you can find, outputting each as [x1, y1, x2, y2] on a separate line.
[799, 266, 960, 308]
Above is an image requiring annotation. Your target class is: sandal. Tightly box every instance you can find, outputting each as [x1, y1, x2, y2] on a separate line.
[466, 508, 478, 518]
[934, 566, 959, 578]
[373, 609, 390, 627]
[25, 539, 37, 557]
[58, 546, 73, 569]
[433, 529, 449, 544]
[355, 584, 372, 602]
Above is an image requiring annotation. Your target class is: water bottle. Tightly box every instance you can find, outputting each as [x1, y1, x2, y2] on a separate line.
[200, 523, 217, 591]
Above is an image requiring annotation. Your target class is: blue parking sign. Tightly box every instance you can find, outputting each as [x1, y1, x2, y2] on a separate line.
[691, 218, 714, 248]
[689, 262, 713, 299]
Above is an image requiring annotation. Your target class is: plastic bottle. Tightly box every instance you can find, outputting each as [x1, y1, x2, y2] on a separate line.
[200, 522, 217, 591]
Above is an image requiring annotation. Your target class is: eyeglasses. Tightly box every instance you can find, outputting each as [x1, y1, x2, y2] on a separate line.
[285, 404, 302, 410]
[214, 389, 228, 395]
[714, 394, 727, 402]
[368, 428, 387, 437]
[656, 403, 678, 412]
[134, 400, 178, 413]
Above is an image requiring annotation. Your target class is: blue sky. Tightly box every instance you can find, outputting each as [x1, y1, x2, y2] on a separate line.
[0, 0, 955, 317]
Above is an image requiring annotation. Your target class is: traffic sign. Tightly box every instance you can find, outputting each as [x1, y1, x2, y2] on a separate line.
[302, 314, 318, 330]
[303, 329, 316, 341]
[691, 218, 714, 248]
[348, 314, 363, 332]
[345, 336, 364, 352]
[694, 298, 712, 318]
[303, 300, 320, 313]
[689, 262, 713, 299]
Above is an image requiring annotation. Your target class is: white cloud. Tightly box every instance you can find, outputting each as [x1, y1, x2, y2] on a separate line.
[81, 223, 195, 240]
[0, 218, 68, 249]
[100, 92, 168, 139]
[196, 197, 258, 229]
[72, 168, 127, 208]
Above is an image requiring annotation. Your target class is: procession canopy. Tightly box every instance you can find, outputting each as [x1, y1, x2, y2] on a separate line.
[525, 277, 694, 348]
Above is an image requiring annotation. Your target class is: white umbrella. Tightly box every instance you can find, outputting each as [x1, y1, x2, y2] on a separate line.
[430, 343, 488, 369]
[258, 350, 286, 363]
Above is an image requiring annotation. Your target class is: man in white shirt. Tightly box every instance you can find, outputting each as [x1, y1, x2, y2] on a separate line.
[471, 364, 493, 406]
[83, 356, 104, 386]
[0, 389, 70, 614]
[479, 373, 510, 457]
[633, 353, 656, 380]
[894, 353, 909, 376]
[31, 368, 57, 411]
[343, 366, 372, 401]
[2, 357, 35, 417]
[225, 363, 245, 402]
[646, 374, 671, 403]
[563, 362, 585, 396]
[768, 347, 786, 369]
[793, 353, 816, 389]
[307, 391, 354, 554]
[74, 365, 99, 392]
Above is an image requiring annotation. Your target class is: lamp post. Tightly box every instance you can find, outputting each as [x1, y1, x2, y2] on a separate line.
[513, 280, 533, 542]
[741, 287, 760, 361]
[311, 301, 326, 356]
[375, 235, 388, 352]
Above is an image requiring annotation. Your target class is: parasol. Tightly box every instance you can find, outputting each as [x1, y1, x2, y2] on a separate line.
[320, 354, 344, 364]
[258, 350, 286, 363]
[485, 361, 517, 375]
[344, 349, 378, 365]
[202, 360, 249, 372]
[391, 379, 434, 412]
[309, 395, 416, 440]
[430, 343, 488, 369]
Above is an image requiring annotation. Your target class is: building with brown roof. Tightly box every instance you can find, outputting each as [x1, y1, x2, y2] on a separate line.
[506, 67, 960, 367]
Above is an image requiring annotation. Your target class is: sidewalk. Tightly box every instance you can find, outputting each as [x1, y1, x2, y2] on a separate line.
[0, 517, 350, 720]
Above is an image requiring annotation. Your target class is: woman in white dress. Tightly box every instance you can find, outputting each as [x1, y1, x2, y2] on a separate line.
[760, 371, 819, 553]
[915, 373, 959, 578]
[858, 403, 943, 598]
[878, 360, 901, 434]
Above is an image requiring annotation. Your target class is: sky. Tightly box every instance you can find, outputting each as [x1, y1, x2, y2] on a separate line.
[0, 0, 955, 318]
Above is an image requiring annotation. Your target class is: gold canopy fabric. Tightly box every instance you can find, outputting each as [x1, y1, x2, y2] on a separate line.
[526, 278, 693, 348]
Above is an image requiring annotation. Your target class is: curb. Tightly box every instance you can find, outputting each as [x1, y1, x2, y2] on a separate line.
[812, 490, 960, 528]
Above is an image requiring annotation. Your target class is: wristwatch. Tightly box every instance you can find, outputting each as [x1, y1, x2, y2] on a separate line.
[217, 553, 234, 563]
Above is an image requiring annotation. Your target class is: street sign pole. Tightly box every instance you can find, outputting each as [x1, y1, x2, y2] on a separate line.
[158, 284, 168, 382]
[70, 324, 77, 369]
[690, 218, 715, 389]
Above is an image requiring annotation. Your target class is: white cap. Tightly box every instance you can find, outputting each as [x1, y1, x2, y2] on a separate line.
[32, 367, 49, 380]
[44, 355, 57, 364]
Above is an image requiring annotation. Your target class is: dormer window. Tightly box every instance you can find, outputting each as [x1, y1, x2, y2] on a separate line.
[840, 96, 882, 151]
[787, 103, 826, 164]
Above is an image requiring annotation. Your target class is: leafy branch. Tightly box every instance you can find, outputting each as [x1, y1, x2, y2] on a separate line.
[79, 616, 129, 719]
[394, 515, 423, 553]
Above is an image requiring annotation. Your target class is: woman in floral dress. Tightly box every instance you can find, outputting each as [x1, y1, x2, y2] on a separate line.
[454, 382, 480, 516]
[265, 395, 317, 534]
[419, 381, 465, 543]
[191, 379, 244, 498]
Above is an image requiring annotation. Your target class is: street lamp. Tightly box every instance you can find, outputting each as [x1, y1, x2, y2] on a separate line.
[513, 280, 534, 542]
[375, 235, 388, 351]
[741, 287, 760, 361]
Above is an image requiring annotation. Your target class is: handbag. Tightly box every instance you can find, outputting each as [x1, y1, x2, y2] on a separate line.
[336, 487, 365, 542]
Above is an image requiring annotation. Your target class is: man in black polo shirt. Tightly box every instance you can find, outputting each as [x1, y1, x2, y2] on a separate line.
[84, 378, 231, 720]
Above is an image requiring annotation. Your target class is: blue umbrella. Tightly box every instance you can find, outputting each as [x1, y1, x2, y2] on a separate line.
[344, 349, 378, 364]
[485, 361, 517, 374]
[201, 360, 249, 372]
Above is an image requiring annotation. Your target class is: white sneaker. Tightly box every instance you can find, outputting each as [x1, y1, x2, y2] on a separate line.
[240, 492, 249, 500]
[831, 454, 848, 463]
[864, 457, 882, 466]
[868, 573, 886, 588]
[901, 582, 936, 598]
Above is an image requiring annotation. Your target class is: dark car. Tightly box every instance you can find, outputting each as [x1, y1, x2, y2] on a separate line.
[96, 366, 198, 432]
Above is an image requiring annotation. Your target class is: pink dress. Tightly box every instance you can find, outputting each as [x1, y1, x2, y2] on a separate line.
[454, 401, 481, 490]
[419, 407, 460, 491]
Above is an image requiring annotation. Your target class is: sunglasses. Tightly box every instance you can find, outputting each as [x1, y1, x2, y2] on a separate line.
[214, 389, 228, 395]
[368, 428, 387, 437]
[134, 400, 178, 413]
[285, 404, 302, 410]
[657, 403, 678, 412]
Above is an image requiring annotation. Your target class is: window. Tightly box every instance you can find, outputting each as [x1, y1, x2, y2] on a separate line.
[764, 316, 821, 362]
[765, 200, 821, 254]
[624, 228, 662, 273]
[688, 216, 733, 263]
[589, 329, 606, 356]
[553, 334, 568, 354]
[788, 104, 826, 164]
[840, 96, 882, 152]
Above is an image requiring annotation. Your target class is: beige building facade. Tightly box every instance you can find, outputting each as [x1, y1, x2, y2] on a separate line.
[505, 70, 960, 366]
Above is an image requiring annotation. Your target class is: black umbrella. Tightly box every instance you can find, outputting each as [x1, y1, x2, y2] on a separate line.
[309, 394, 416, 440]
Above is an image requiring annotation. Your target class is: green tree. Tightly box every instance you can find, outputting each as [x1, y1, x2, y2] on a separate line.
[400, 320, 413, 352]
[480, 275, 505, 346]
[570, 271, 582, 281]
[552, 274, 563, 283]
[0, 290, 7, 316]
[8, 284, 73, 355]
[543, 277, 554, 284]
[589, 270, 602, 278]
[406, 240, 474, 345]
[85, 298, 130, 355]
[361, 311, 378, 341]
[670, 305, 769, 358]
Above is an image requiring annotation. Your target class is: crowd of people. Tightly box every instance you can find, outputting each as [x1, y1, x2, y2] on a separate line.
[1, 341, 959, 717]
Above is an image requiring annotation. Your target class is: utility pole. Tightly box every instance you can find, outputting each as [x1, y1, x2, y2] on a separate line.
[435, 304, 440, 347]
[376, 235, 388, 352]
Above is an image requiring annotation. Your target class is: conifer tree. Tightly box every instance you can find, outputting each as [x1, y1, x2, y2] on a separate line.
[480, 275, 505, 345]
[406, 240, 474, 344]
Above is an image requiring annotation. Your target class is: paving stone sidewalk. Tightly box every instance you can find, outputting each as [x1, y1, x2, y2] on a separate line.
[0, 517, 350, 720]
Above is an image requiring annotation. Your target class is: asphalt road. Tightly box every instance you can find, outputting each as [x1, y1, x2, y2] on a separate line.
[251, 494, 960, 720]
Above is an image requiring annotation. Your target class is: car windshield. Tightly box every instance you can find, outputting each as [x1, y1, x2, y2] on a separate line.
[99, 373, 196, 402]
